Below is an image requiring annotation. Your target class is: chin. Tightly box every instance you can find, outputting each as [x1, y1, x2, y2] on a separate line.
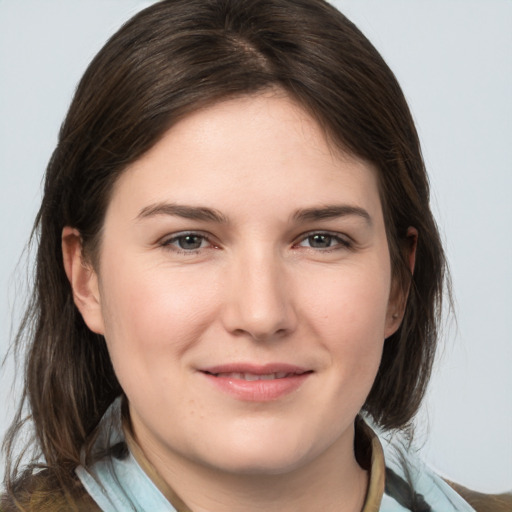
[195, 429, 322, 476]
[206, 450, 310, 476]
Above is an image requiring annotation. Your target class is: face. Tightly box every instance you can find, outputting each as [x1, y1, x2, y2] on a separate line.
[70, 92, 403, 477]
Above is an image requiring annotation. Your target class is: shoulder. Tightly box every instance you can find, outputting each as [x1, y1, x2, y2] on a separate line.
[1, 469, 101, 512]
[446, 480, 512, 512]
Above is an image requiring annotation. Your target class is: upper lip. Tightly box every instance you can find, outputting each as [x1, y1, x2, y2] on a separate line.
[199, 363, 311, 376]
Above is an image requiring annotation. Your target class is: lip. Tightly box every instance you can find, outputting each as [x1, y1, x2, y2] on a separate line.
[198, 363, 312, 402]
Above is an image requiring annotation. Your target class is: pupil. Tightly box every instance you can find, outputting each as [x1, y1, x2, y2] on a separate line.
[310, 234, 331, 248]
[179, 235, 202, 250]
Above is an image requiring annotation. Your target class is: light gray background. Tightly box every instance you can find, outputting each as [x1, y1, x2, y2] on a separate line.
[1, 0, 511, 493]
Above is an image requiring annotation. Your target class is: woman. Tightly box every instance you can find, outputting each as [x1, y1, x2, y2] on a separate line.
[1, 0, 510, 510]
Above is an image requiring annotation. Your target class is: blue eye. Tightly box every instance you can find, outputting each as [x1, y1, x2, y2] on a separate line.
[297, 232, 350, 250]
[176, 234, 205, 250]
[164, 233, 210, 251]
[307, 234, 334, 248]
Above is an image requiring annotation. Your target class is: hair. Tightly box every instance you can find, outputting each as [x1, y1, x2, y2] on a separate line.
[3, 0, 447, 505]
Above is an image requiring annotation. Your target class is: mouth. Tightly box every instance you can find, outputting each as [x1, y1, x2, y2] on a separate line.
[203, 370, 310, 381]
[198, 363, 313, 401]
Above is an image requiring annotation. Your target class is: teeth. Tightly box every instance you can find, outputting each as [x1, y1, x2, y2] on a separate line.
[215, 372, 292, 381]
[245, 373, 263, 381]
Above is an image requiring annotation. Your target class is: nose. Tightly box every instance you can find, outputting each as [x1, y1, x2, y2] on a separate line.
[221, 249, 297, 341]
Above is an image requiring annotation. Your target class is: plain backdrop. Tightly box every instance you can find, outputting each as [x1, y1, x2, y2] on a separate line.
[1, 0, 511, 494]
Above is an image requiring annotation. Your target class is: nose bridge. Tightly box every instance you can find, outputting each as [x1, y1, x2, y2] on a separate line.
[222, 243, 296, 340]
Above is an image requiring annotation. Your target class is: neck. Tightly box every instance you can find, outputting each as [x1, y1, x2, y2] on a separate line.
[133, 424, 369, 512]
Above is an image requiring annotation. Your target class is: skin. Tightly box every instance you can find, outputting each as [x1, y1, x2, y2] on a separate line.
[63, 92, 412, 512]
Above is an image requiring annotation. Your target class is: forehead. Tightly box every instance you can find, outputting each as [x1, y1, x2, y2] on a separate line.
[107, 92, 382, 224]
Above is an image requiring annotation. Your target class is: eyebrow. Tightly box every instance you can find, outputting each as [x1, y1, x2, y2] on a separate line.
[136, 202, 228, 223]
[136, 202, 371, 226]
[292, 205, 372, 226]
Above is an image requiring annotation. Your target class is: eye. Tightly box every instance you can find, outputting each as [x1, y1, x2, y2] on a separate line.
[296, 232, 351, 250]
[162, 232, 212, 252]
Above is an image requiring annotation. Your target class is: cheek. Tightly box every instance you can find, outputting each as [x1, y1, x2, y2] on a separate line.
[303, 263, 391, 337]
[300, 260, 390, 378]
[98, 257, 221, 370]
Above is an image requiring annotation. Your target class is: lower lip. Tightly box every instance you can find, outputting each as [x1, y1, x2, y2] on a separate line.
[201, 372, 311, 401]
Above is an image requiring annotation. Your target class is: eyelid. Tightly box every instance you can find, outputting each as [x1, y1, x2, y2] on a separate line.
[158, 229, 353, 253]
[159, 230, 219, 252]
[293, 230, 353, 250]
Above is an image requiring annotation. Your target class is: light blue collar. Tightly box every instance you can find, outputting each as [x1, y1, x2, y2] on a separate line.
[376, 426, 476, 512]
[76, 398, 177, 512]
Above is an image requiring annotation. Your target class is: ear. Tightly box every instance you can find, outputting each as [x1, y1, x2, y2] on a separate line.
[385, 226, 418, 338]
[62, 227, 105, 335]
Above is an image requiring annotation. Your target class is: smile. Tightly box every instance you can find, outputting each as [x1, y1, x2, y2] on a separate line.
[206, 371, 307, 381]
[199, 364, 312, 401]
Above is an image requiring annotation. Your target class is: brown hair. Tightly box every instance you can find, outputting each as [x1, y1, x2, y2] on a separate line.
[3, 0, 446, 503]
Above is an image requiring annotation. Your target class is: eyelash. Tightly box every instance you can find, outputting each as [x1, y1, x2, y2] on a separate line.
[293, 231, 352, 252]
[160, 230, 352, 255]
[160, 231, 216, 254]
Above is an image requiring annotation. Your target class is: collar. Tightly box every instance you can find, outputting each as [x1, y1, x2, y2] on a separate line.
[76, 397, 474, 512]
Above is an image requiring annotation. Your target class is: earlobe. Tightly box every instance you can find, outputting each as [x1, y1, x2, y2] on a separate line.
[385, 227, 418, 338]
[62, 227, 105, 335]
